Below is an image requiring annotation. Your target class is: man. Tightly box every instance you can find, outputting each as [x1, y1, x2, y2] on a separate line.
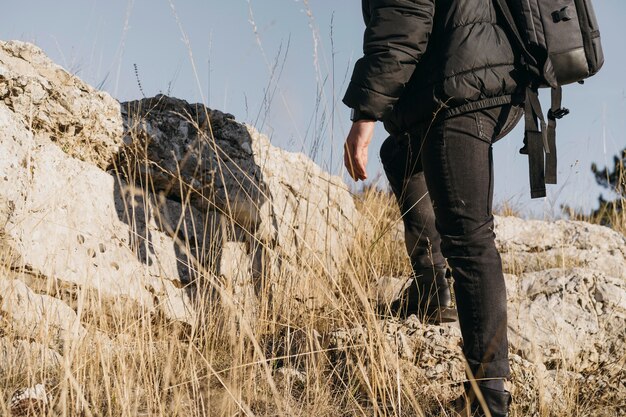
[342, 1, 524, 416]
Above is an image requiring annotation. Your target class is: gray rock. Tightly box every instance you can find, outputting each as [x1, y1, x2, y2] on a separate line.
[495, 215, 626, 278]
[506, 268, 626, 372]
[328, 317, 466, 401]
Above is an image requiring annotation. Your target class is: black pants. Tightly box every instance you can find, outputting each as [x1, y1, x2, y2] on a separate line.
[380, 105, 522, 380]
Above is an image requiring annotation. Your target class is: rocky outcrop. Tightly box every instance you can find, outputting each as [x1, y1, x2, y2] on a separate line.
[326, 316, 595, 415]
[495, 215, 626, 381]
[363, 217, 626, 413]
[0, 277, 86, 350]
[496, 215, 626, 277]
[506, 268, 626, 371]
[329, 316, 466, 401]
[0, 40, 122, 169]
[378, 216, 626, 378]
[0, 40, 363, 338]
[0, 87, 197, 325]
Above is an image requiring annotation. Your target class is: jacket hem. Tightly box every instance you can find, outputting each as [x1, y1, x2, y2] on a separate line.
[441, 96, 514, 119]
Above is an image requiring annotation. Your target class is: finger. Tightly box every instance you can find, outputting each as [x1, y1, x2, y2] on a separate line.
[353, 154, 365, 180]
[344, 143, 358, 180]
[344, 144, 354, 179]
[355, 149, 368, 180]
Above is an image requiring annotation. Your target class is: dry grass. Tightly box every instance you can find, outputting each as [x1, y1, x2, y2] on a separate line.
[1, 165, 623, 416]
[568, 194, 626, 238]
[0, 161, 422, 416]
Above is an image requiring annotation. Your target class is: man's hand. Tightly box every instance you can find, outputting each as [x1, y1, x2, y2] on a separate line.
[344, 120, 375, 181]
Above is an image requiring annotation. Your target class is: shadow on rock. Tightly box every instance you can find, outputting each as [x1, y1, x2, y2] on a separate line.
[110, 95, 273, 318]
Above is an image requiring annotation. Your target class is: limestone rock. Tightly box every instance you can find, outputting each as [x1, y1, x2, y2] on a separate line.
[1, 41, 363, 333]
[0, 40, 123, 169]
[1, 42, 199, 326]
[2, 39, 624, 415]
[495, 215, 626, 278]
[507, 354, 578, 417]
[372, 276, 412, 307]
[217, 240, 259, 323]
[0, 104, 33, 233]
[327, 317, 581, 415]
[329, 317, 466, 401]
[274, 367, 307, 389]
[0, 277, 85, 350]
[0, 95, 197, 324]
[0, 130, 192, 320]
[0, 338, 62, 374]
[506, 268, 626, 373]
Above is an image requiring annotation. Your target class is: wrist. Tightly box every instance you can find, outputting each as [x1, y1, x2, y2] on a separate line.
[352, 119, 375, 127]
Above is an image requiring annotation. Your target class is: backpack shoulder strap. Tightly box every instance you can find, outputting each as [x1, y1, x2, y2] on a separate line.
[493, 0, 538, 69]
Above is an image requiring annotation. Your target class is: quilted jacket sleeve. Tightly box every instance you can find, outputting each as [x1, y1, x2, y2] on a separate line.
[343, 0, 435, 120]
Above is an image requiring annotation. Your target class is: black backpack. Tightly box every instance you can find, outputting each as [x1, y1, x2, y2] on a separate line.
[494, 0, 604, 198]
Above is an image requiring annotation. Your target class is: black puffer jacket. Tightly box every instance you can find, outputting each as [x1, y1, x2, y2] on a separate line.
[343, 0, 521, 134]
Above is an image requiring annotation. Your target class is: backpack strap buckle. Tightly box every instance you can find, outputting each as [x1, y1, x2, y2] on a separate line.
[547, 107, 570, 120]
[552, 7, 573, 23]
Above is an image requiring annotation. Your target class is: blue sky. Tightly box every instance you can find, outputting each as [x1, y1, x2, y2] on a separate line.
[2, 1, 625, 217]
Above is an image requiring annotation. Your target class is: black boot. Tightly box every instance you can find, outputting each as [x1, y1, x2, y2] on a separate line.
[390, 268, 457, 324]
[452, 383, 511, 417]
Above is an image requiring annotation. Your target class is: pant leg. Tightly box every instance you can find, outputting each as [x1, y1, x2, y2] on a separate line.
[379, 134, 446, 272]
[420, 107, 512, 380]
